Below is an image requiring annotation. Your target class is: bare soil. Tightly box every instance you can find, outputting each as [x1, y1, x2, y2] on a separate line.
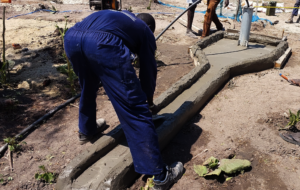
[0, 0, 300, 189]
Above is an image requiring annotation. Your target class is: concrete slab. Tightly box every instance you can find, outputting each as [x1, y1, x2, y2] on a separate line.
[160, 38, 275, 115]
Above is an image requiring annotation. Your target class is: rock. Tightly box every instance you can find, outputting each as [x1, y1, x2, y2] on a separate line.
[31, 81, 43, 90]
[22, 48, 29, 52]
[18, 81, 30, 90]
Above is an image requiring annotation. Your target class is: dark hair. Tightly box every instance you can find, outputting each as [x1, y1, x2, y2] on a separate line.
[136, 13, 156, 33]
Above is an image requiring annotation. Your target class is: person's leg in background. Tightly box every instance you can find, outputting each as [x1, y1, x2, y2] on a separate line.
[211, 0, 223, 31]
[202, 0, 222, 38]
[186, 1, 198, 38]
[286, 0, 300, 23]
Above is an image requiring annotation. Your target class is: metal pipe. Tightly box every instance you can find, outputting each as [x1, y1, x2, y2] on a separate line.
[155, 0, 201, 41]
[245, 0, 250, 7]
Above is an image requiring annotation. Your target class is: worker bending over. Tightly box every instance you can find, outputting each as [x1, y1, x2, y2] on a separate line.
[201, 0, 228, 38]
[64, 10, 183, 190]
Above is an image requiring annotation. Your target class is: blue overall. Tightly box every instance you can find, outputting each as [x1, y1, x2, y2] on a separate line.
[292, 0, 300, 16]
[64, 10, 165, 175]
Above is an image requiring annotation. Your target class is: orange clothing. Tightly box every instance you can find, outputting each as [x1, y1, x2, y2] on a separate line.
[202, 0, 223, 37]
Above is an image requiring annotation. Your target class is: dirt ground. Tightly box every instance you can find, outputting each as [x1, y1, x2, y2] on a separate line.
[0, 0, 300, 189]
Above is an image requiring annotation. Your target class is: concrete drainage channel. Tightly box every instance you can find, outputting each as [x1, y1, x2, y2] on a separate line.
[56, 31, 288, 190]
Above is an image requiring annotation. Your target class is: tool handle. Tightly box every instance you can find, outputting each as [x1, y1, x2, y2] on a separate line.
[280, 73, 288, 81]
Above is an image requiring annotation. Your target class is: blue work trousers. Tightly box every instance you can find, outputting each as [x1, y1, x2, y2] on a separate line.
[64, 28, 165, 175]
[292, 0, 300, 16]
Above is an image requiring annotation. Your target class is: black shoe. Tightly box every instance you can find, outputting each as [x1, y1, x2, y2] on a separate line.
[79, 118, 106, 144]
[151, 162, 184, 190]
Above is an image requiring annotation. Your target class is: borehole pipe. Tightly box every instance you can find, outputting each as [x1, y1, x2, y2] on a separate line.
[155, 0, 201, 41]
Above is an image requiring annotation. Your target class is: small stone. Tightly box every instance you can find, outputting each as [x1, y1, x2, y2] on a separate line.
[22, 48, 29, 52]
[18, 81, 30, 90]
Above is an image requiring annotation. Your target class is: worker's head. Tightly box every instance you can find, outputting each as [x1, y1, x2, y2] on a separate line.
[137, 13, 156, 33]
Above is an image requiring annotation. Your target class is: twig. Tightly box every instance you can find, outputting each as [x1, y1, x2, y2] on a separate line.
[8, 149, 13, 171]
[70, 103, 79, 108]
[192, 149, 208, 160]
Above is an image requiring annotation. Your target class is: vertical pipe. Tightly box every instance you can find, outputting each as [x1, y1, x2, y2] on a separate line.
[238, 7, 253, 47]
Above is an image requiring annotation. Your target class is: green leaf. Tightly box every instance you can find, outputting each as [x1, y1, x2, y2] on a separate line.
[204, 169, 222, 176]
[0, 178, 4, 184]
[39, 165, 46, 172]
[194, 165, 208, 177]
[35, 173, 39, 179]
[219, 159, 251, 174]
[7, 177, 13, 181]
[203, 156, 219, 168]
[226, 177, 232, 181]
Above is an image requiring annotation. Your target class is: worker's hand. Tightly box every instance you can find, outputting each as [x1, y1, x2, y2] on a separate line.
[224, 0, 229, 7]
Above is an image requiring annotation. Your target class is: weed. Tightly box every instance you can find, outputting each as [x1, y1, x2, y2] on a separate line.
[128, 6, 132, 12]
[147, 0, 152, 10]
[279, 110, 300, 131]
[287, 110, 300, 127]
[0, 174, 3, 184]
[56, 16, 77, 95]
[140, 176, 154, 190]
[35, 165, 56, 184]
[3, 136, 26, 152]
[51, 5, 57, 14]
[7, 177, 13, 181]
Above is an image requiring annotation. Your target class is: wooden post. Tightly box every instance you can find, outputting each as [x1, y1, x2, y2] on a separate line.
[2, 7, 5, 66]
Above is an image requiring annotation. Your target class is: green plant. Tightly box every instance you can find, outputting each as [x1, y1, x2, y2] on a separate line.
[128, 6, 132, 12]
[35, 165, 55, 184]
[0, 174, 4, 184]
[147, 0, 152, 10]
[140, 176, 154, 190]
[56, 16, 77, 95]
[3, 137, 25, 152]
[0, 61, 8, 84]
[279, 110, 300, 131]
[287, 110, 300, 127]
[51, 5, 57, 14]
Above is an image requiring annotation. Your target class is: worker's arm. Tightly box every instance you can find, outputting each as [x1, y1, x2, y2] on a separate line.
[138, 26, 157, 110]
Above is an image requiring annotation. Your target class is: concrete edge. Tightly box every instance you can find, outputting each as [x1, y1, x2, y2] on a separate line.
[195, 31, 225, 50]
[94, 34, 289, 189]
[56, 60, 210, 189]
[154, 63, 210, 109]
[56, 125, 125, 189]
[224, 32, 282, 46]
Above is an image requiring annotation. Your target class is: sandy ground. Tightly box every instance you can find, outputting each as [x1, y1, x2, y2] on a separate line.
[0, 0, 299, 189]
